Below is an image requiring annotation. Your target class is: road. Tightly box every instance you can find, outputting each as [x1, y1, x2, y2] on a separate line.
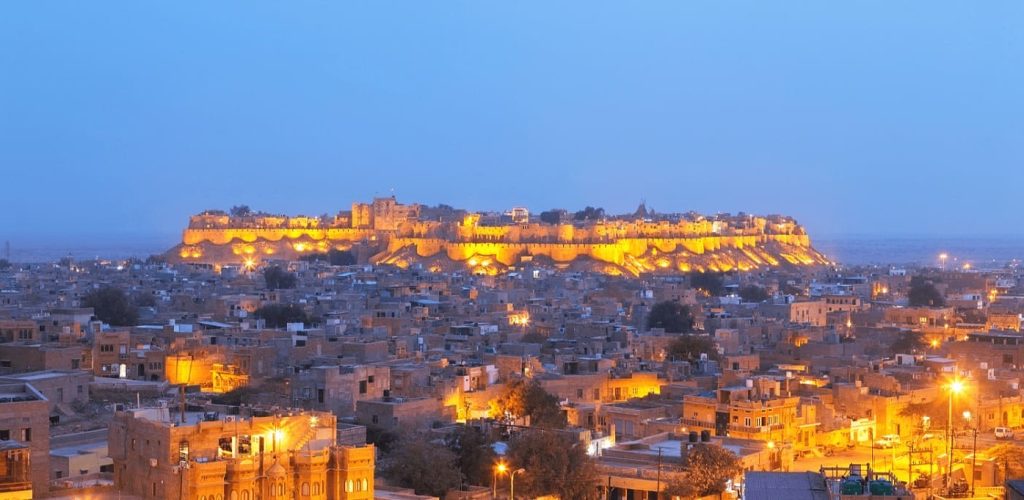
[791, 434, 1013, 484]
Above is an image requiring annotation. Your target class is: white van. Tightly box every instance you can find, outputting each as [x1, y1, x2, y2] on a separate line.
[996, 427, 1014, 440]
[875, 434, 901, 448]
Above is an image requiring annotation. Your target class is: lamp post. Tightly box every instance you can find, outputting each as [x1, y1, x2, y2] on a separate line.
[510, 468, 525, 500]
[939, 253, 948, 271]
[946, 379, 964, 490]
[493, 462, 507, 498]
[964, 411, 978, 497]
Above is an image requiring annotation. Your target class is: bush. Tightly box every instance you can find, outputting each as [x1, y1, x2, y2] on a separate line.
[263, 266, 297, 289]
[254, 304, 307, 328]
[647, 301, 695, 333]
[82, 287, 138, 326]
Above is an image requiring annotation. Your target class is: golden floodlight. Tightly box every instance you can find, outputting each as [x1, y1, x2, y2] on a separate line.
[949, 379, 965, 395]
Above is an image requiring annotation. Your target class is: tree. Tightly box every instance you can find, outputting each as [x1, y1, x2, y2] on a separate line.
[647, 301, 695, 333]
[82, 287, 138, 326]
[664, 444, 742, 498]
[254, 304, 307, 328]
[667, 334, 720, 362]
[263, 266, 297, 289]
[690, 272, 725, 296]
[889, 331, 927, 354]
[573, 206, 605, 222]
[445, 425, 497, 486]
[520, 332, 548, 344]
[739, 285, 770, 303]
[133, 293, 157, 308]
[539, 210, 564, 225]
[229, 205, 252, 217]
[144, 254, 166, 266]
[908, 276, 945, 307]
[987, 444, 1024, 478]
[506, 430, 597, 499]
[381, 433, 463, 496]
[300, 248, 357, 266]
[490, 379, 566, 429]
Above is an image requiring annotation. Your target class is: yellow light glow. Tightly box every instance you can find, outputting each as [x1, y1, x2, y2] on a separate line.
[963, 263, 971, 270]
[274, 429, 285, 442]
[243, 257, 257, 271]
[963, 410, 972, 421]
[949, 379, 964, 395]
[766, 441, 775, 449]
[930, 339, 940, 348]
[496, 463, 508, 474]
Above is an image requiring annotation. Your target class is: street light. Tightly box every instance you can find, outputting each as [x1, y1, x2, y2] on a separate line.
[493, 462, 507, 497]
[946, 379, 964, 489]
[510, 468, 525, 500]
[963, 411, 978, 497]
[939, 253, 948, 271]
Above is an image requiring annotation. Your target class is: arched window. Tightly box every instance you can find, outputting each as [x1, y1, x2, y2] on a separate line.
[217, 495, 223, 500]
[361, 478, 369, 491]
[302, 482, 309, 496]
[278, 483, 285, 496]
[230, 491, 238, 500]
[346, 480, 354, 492]
[241, 490, 250, 500]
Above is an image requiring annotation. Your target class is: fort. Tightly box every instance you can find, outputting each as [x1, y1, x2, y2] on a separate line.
[167, 197, 828, 276]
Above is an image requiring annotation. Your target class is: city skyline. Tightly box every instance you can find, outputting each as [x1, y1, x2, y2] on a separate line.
[2, 1, 1024, 240]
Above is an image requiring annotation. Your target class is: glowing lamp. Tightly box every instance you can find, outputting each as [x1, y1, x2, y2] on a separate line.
[949, 380, 964, 395]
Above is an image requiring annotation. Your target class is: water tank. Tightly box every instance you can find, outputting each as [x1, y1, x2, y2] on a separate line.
[868, 479, 894, 496]
[840, 478, 864, 495]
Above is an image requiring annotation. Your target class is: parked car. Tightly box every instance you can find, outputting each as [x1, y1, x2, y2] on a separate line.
[875, 434, 901, 448]
[995, 427, 1014, 440]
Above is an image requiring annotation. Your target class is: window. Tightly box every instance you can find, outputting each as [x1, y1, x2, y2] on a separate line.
[0, 360, 10, 368]
[359, 380, 367, 394]
[302, 483, 309, 495]
[0, 430, 9, 440]
[371, 415, 379, 424]
[22, 429, 30, 442]
[368, 375, 375, 383]
[100, 344, 114, 353]
[346, 480, 354, 493]
[577, 389, 584, 398]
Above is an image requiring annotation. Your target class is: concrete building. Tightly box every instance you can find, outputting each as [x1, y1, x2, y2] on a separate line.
[108, 407, 374, 500]
[0, 382, 50, 495]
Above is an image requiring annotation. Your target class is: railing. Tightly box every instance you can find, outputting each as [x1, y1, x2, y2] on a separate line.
[728, 423, 785, 435]
[0, 481, 31, 493]
[678, 417, 715, 429]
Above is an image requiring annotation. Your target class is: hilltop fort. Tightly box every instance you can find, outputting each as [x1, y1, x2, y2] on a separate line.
[168, 197, 828, 275]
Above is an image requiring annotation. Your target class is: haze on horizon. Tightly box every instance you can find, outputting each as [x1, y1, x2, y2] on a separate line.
[1, 1, 1022, 242]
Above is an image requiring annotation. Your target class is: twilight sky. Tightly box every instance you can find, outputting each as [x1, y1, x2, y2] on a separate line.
[1, 1, 1022, 242]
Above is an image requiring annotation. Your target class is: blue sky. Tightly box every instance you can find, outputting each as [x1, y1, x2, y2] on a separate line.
[1, 1, 1022, 242]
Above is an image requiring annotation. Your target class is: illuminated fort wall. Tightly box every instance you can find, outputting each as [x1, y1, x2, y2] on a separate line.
[171, 201, 826, 275]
